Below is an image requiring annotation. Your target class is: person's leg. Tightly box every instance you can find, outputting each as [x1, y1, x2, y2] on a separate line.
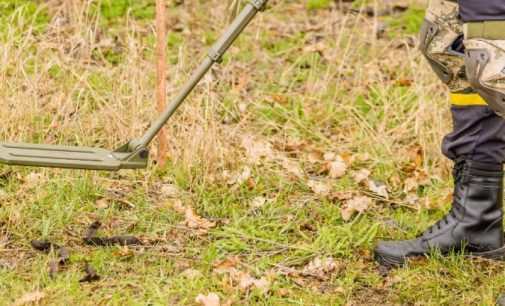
[374, 0, 505, 267]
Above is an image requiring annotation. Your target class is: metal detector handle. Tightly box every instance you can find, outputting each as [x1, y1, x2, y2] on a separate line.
[131, 0, 268, 150]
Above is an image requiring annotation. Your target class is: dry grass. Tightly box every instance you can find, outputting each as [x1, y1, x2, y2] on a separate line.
[0, 0, 504, 305]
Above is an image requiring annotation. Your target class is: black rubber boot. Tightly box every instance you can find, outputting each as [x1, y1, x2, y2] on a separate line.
[374, 159, 505, 267]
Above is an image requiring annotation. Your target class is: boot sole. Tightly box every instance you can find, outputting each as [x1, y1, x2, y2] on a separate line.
[374, 245, 505, 268]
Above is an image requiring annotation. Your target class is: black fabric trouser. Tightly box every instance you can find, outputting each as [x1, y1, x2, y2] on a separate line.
[442, 106, 505, 164]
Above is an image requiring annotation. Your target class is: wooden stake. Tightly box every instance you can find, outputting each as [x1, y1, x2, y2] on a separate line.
[155, 0, 168, 166]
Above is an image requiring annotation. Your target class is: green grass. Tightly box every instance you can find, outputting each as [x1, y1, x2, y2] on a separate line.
[0, 0, 504, 305]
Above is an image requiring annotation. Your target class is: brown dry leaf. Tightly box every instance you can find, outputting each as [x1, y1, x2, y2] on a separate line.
[213, 256, 240, 273]
[240, 135, 274, 164]
[341, 196, 373, 221]
[183, 207, 216, 233]
[252, 277, 271, 294]
[404, 177, 418, 192]
[327, 157, 347, 179]
[225, 166, 252, 186]
[329, 191, 354, 201]
[319, 153, 347, 179]
[250, 196, 268, 209]
[238, 272, 270, 293]
[13, 291, 45, 306]
[404, 192, 419, 205]
[160, 183, 181, 198]
[323, 152, 337, 161]
[351, 169, 371, 184]
[281, 158, 304, 178]
[214, 256, 239, 268]
[170, 199, 186, 214]
[407, 144, 424, 168]
[195, 293, 220, 306]
[404, 170, 431, 193]
[95, 198, 109, 209]
[367, 180, 389, 199]
[280, 139, 307, 153]
[181, 268, 203, 280]
[301, 257, 338, 280]
[307, 179, 331, 196]
[271, 94, 289, 105]
[307, 150, 324, 163]
[303, 41, 328, 55]
[213, 257, 270, 293]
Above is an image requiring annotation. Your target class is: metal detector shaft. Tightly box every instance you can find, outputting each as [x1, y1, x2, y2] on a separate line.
[131, 0, 267, 150]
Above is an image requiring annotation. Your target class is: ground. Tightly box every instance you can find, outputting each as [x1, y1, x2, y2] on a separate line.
[0, 0, 504, 305]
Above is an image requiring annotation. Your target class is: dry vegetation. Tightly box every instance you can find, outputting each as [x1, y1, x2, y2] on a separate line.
[0, 0, 504, 305]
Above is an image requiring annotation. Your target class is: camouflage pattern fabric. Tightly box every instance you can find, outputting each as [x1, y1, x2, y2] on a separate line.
[421, 0, 470, 92]
[464, 39, 505, 117]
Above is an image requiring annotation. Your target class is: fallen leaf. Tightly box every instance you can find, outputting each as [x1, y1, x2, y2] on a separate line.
[396, 78, 412, 87]
[195, 293, 220, 306]
[367, 180, 389, 199]
[250, 196, 267, 208]
[238, 272, 270, 293]
[341, 196, 373, 221]
[307, 179, 331, 196]
[95, 198, 109, 209]
[49, 260, 59, 278]
[160, 184, 181, 198]
[183, 207, 216, 233]
[226, 166, 252, 186]
[303, 41, 327, 55]
[13, 291, 45, 306]
[170, 199, 186, 213]
[404, 170, 430, 193]
[212, 257, 270, 293]
[281, 158, 304, 178]
[403, 177, 418, 192]
[238, 272, 257, 290]
[404, 192, 419, 205]
[241, 135, 274, 164]
[351, 169, 371, 184]
[327, 157, 347, 179]
[213, 256, 241, 274]
[329, 191, 354, 201]
[301, 257, 339, 280]
[181, 268, 203, 279]
[307, 150, 324, 163]
[323, 152, 337, 161]
[275, 139, 306, 153]
[252, 277, 270, 293]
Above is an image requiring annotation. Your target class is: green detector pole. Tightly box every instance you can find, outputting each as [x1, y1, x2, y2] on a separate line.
[0, 0, 268, 171]
[129, 0, 268, 151]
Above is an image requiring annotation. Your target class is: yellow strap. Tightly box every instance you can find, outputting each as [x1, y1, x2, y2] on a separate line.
[450, 93, 487, 106]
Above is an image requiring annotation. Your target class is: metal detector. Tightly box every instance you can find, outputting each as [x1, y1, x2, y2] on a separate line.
[0, 0, 267, 170]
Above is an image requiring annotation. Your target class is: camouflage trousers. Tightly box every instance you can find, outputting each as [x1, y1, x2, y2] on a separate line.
[420, 0, 505, 163]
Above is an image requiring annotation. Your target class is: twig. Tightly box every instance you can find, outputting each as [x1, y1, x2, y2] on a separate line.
[155, 0, 168, 166]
